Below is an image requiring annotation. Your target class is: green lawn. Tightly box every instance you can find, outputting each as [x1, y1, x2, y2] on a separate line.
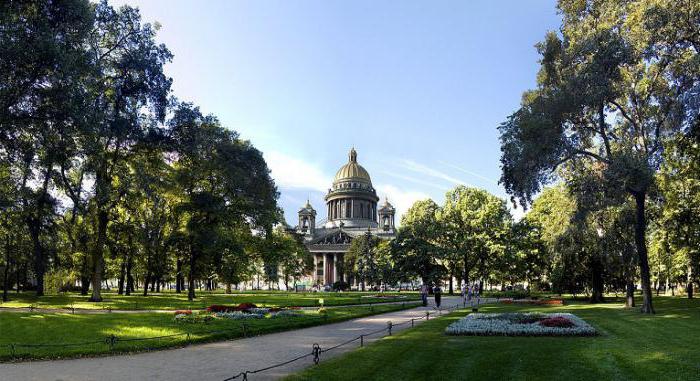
[288, 296, 700, 380]
[0, 290, 419, 311]
[0, 302, 420, 361]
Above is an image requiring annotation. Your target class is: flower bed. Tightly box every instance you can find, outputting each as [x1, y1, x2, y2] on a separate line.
[175, 312, 214, 324]
[445, 313, 596, 336]
[216, 311, 264, 320]
[271, 310, 303, 318]
[207, 303, 259, 313]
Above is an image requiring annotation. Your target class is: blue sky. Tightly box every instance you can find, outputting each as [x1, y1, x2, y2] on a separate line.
[112, 0, 561, 224]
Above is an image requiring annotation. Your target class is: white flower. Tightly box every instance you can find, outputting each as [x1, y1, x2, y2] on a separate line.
[445, 313, 596, 336]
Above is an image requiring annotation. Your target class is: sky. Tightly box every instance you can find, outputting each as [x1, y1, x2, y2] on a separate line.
[112, 0, 561, 225]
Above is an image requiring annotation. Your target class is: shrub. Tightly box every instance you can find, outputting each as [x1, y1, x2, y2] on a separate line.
[207, 305, 235, 313]
[174, 310, 193, 315]
[235, 303, 258, 311]
[332, 281, 350, 291]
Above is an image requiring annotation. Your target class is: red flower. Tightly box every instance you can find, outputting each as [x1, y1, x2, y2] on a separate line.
[235, 303, 258, 311]
[174, 310, 192, 315]
[539, 316, 574, 328]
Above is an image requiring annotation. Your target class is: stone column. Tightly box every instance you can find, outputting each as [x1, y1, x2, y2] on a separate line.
[333, 253, 339, 284]
[350, 199, 354, 218]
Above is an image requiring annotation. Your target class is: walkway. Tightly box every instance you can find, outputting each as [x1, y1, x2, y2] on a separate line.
[0, 296, 487, 380]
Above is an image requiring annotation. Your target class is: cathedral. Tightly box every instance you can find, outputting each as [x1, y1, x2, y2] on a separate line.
[297, 148, 396, 288]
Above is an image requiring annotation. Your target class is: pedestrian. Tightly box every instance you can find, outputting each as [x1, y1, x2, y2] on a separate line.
[460, 282, 467, 306]
[433, 284, 442, 308]
[467, 284, 473, 302]
[420, 284, 428, 307]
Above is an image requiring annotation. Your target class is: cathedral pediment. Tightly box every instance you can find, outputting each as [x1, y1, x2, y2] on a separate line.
[311, 230, 353, 245]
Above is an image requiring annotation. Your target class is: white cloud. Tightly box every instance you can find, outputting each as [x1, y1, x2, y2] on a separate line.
[400, 159, 473, 187]
[264, 150, 329, 192]
[380, 171, 451, 191]
[437, 161, 498, 185]
[374, 184, 430, 226]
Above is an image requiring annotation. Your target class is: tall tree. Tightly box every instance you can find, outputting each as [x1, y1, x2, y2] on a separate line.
[498, 0, 699, 313]
[170, 104, 278, 300]
[0, 0, 93, 296]
[438, 186, 511, 292]
[74, 1, 172, 301]
[391, 200, 444, 288]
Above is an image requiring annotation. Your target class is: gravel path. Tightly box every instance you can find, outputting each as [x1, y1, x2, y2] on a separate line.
[0, 296, 489, 380]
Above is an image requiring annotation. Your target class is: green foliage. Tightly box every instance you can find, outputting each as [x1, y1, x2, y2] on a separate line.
[497, 0, 700, 313]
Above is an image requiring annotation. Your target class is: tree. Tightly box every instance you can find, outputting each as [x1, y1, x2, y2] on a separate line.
[345, 230, 380, 291]
[275, 229, 313, 291]
[169, 104, 278, 300]
[65, 1, 173, 301]
[498, 0, 700, 313]
[657, 136, 700, 298]
[391, 200, 444, 289]
[0, 0, 93, 296]
[438, 186, 511, 293]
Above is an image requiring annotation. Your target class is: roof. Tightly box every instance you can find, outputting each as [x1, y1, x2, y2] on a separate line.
[333, 148, 372, 185]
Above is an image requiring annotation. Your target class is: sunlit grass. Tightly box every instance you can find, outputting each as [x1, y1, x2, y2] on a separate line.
[288, 296, 700, 381]
[0, 290, 419, 310]
[0, 303, 419, 361]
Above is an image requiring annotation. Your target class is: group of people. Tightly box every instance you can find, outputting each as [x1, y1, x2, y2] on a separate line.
[418, 282, 481, 309]
[461, 282, 480, 305]
[420, 284, 440, 307]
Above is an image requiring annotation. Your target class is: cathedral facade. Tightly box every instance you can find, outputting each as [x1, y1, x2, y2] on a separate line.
[297, 148, 396, 287]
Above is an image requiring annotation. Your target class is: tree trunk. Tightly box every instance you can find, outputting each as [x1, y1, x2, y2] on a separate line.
[448, 270, 454, 295]
[688, 264, 694, 299]
[590, 256, 605, 303]
[143, 273, 150, 296]
[625, 281, 635, 308]
[117, 260, 126, 295]
[28, 222, 45, 297]
[89, 209, 109, 302]
[125, 255, 134, 295]
[188, 245, 196, 301]
[3, 235, 10, 302]
[175, 258, 183, 293]
[634, 192, 655, 314]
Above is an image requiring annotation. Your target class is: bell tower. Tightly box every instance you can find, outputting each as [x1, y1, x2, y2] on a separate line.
[298, 199, 316, 236]
[378, 197, 395, 231]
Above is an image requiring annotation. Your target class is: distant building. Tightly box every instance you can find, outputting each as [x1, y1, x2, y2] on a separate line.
[297, 148, 396, 287]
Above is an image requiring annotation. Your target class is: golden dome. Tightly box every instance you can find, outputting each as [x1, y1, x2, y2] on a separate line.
[333, 148, 372, 184]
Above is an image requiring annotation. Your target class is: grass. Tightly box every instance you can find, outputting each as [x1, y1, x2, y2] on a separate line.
[0, 290, 419, 310]
[0, 302, 420, 361]
[288, 296, 700, 381]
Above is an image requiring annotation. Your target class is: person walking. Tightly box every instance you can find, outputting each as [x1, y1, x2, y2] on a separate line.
[420, 284, 428, 307]
[460, 282, 467, 307]
[433, 284, 442, 308]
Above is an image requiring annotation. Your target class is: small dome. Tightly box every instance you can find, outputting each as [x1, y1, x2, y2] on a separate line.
[299, 199, 316, 214]
[379, 197, 395, 212]
[333, 148, 372, 185]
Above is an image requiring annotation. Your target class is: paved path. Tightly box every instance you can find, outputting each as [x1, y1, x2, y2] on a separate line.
[0, 296, 489, 381]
